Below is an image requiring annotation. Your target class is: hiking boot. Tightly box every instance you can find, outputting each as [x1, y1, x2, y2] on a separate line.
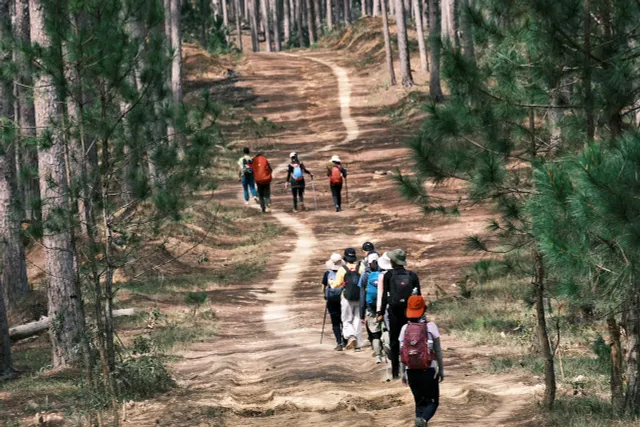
[300, 202, 306, 211]
[376, 355, 384, 364]
[345, 338, 356, 350]
[334, 344, 343, 351]
[244, 200, 249, 206]
[292, 208, 297, 213]
[415, 418, 427, 427]
[254, 196, 259, 204]
[354, 347, 361, 353]
[265, 207, 272, 213]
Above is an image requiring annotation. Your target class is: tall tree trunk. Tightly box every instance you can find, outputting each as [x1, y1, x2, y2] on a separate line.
[623, 292, 640, 416]
[607, 316, 624, 413]
[394, 0, 413, 87]
[170, 0, 185, 155]
[30, 0, 87, 369]
[260, 0, 272, 50]
[0, 284, 12, 377]
[459, 0, 475, 64]
[388, 0, 393, 17]
[305, 0, 315, 43]
[343, 0, 350, 23]
[440, 0, 454, 44]
[412, 0, 427, 73]
[313, 0, 321, 36]
[249, 0, 260, 50]
[283, 0, 291, 43]
[222, 0, 230, 44]
[235, 0, 244, 49]
[0, 0, 29, 309]
[380, 0, 396, 85]
[373, 0, 379, 16]
[534, 251, 556, 409]
[271, 0, 282, 50]
[584, 0, 594, 141]
[361, 0, 366, 17]
[427, 0, 443, 101]
[326, 0, 333, 29]
[295, 0, 303, 46]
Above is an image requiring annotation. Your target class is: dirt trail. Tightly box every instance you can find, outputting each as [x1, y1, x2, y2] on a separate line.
[126, 52, 537, 426]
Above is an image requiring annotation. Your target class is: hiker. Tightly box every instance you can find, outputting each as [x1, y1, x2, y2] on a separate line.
[400, 295, 444, 427]
[329, 248, 364, 351]
[323, 253, 345, 350]
[360, 241, 377, 270]
[327, 155, 347, 212]
[238, 147, 259, 205]
[285, 152, 313, 212]
[378, 248, 422, 379]
[358, 252, 384, 363]
[252, 152, 273, 213]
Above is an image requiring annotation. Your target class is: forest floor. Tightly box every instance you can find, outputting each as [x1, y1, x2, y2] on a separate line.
[120, 48, 541, 427]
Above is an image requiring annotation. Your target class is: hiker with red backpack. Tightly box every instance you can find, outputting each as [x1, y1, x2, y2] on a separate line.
[252, 152, 273, 213]
[400, 294, 443, 427]
[327, 155, 347, 212]
[378, 248, 422, 380]
[238, 147, 259, 206]
[323, 253, 345, 350]
[285, 152, 313, 213]
[329, 248, 364, 351]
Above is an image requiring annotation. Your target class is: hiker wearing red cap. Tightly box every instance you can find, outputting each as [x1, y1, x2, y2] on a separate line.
[399, 295, 443, 427]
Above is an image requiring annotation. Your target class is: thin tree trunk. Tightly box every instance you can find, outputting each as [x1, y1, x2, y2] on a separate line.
[459, 0, 475, 64]
[412, 0, 427, 73]
[283, 0, 291, 43]
[170, 0, 185, 156]
[30, 0, 87, 369]
[427, 0, 443, 101]
[313, 0, 321, 36]
[440, 0, 454, 44]
[623, 292, 640, 415]
[249, 0, 260, 50]
[326, 0, 333, 29]
[305, 0, 315, 43]
[295, 0, 304, 45]
[260, 0, 272, 50]
[373, 0, 379, 16]
[222, 0, 230, 44]
[388, 0, 393, 18]
[394, 0, 413, 87]
[343, 0, 350, 23]
[361, 0, 366, 17]
[235, 0, 244, 49]
[584, 0, 594, 141]
[607, 316, 624, 413]
[271, 0, 282, 50]
[0, 286, 13, 378]
[380, 0, 396, 85]
[534, 251, 556, 409]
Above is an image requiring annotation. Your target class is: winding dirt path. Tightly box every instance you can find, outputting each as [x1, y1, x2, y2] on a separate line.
[126, 51, 537, 427]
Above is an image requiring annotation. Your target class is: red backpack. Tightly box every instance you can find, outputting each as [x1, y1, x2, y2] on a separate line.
[401, 322, 435, 370]
[253, 155, 272, 185]
[329, 166, 343, 185]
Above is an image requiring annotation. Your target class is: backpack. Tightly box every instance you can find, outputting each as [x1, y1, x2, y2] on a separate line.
[366, 271, 380, 305]
[253, 155, 272, 185]
[330, 166, 343, 185]
[342, 265, 361, 301]
[292, 164, 304, 181]
[242, 158, 254, 177]
[401, 322, 435, 370]
[325, 270, 342, 302]
[389, 270, 416, 307]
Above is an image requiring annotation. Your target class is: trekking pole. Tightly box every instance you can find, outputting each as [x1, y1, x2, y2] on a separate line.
[320, 306, 328, 344]
[311, 177, 318, 211]
[345, 178, 349, 204]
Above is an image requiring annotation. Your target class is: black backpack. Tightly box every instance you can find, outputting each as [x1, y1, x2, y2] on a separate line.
[242, 158, 254, 177]
[389, 269, 416, 307]
[342, 265, 361, 301]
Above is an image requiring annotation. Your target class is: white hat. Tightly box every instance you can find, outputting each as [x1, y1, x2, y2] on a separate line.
[367, 253, 379, 265]
[331, 155, 341, 163]
[290, 152, 297, 158]
[378, 252, 392, 270]
[325, 253, 344, 271]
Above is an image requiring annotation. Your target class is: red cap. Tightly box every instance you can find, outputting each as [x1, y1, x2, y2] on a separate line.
[406, 295, 426, 318]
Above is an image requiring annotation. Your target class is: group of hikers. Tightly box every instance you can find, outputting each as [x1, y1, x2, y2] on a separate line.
[237, 147, 348, 213]
[322, 243, 444, 427]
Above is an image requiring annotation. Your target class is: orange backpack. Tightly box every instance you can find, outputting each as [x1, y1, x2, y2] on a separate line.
[329, 166, 343, 185]
[253, 155, 272, 185]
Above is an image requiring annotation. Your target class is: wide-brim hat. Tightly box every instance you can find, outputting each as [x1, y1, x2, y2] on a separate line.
[325, 253, 344, 271]
[331, 155, 341, 163]
[378, 253, 393, 270]
[290, 152, 297, 158]
[388, 248, 407, 266]
[343, 247, 357, 263]
[406, 295, 426, 318]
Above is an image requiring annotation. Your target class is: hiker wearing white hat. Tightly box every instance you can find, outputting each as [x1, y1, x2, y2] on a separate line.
[285, 152, 313, 213]
[322, 253, 345, 350]
[327, 156, 347, 212]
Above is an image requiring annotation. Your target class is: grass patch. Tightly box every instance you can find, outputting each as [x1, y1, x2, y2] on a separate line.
[380, 91, 430, 123]
[542, 397, 640, 427]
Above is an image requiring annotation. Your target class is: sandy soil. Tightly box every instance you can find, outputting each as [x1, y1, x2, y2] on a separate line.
[125, 50, 539, 427]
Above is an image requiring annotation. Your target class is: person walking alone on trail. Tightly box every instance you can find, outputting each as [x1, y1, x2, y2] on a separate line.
[323, 253, 345, 350]
[238, 147, 259, 205]
[285, 152, 313, 213]
[252, 152, 273, 213]
[327, 155, 347, 212]
[358, 252, 384, 364]
[400, 295, 444, 427]
[378, 248, 422, 379]
[330, 248, 364, 351]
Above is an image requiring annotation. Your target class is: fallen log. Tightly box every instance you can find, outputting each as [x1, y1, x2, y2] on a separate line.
[10, 308, 136, 343]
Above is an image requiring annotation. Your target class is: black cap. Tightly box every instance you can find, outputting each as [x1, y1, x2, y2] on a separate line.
[362, 242, 374, 252]
[344, 248, 357, 263]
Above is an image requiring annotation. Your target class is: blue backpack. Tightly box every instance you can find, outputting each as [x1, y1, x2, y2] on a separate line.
[292, 164, 304, 181]
[366, 271, 380, 305]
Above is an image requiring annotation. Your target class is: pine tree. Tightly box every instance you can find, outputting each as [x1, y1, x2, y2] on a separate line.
[426, 0, 442, 101]
[394, 0, 413, 87]
[380, 0, 396, 85]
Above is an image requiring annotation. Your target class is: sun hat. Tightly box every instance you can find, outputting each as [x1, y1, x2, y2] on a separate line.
[378, 252, 393, 270]
[325, 253, 344, 271]
[290, 152, 297, 159]
[343, 247, 357, 263]
[388, 248, 407, 266]
[406, 295, 426, 319]
[362, 242, 375, 252]
[331, 155, 341, 163]
[366, 252, 379, 265]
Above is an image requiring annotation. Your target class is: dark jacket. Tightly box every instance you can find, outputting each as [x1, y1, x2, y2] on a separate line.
[286, 162, 312, 188]
[379, 267, 421, 316]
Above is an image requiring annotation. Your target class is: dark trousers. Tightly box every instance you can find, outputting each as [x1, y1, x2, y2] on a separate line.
[257, 183, 271, 212]
[327, 299, 342, 345]
[389, 306, 408, 377]
[408, 368, 439, 422]
[292, 187, 305, 209]
[330, 184, 342, 210]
